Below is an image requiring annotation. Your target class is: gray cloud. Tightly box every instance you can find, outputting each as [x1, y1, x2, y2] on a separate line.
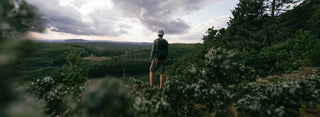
[26, 0, 125, 36]
[25, 0, 217, 36]
[111, 0, 214, 34]
[143, 19, 189, 34]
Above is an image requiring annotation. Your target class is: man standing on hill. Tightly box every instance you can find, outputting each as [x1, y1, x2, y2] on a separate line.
[150, 30, 168, 89]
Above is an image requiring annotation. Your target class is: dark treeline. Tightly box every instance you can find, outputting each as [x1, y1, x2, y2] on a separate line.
[199, 0, 320, 77]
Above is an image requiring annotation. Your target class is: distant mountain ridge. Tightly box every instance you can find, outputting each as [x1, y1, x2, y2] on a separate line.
[64, 39, 88, 42]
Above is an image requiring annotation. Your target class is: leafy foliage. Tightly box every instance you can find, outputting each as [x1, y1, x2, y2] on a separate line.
[62, 50, 87, 89]
[127, 67, 320, 116]
[209, 48, 254, 84]
[27, 52, 88, 116]
[76, 78, 134, 117]
[0, 0, 43, 40]
[202, 0, 320, 77]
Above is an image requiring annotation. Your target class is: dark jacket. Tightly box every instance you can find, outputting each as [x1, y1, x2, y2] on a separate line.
[150, 38, 168, 60]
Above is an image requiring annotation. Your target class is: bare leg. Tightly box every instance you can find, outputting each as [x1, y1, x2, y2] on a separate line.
[149, 71, 153, 86]
[159, 74, 163, 89]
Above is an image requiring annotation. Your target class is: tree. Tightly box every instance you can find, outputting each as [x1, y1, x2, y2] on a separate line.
[202, 26, 225, 52]
[264, 0, 303, 17]
[307, 2, 320, 38]
[220, 0, 267, 50]
[62, 50, 87, 89]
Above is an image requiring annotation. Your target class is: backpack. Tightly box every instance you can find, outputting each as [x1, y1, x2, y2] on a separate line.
[156, 38, 168, 59]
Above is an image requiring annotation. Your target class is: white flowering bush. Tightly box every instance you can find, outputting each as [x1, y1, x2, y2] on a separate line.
[76, 78, 134, 117]
[125, 67, 320, 117]
[234, 68, 320, 117]
[26, 51, 87, 116]
[133, 93, 170, 115]
[203, 47, 256, 85]
[126, 76, 232, 116]
[26, 76, 55, 99]
[27, 76, 87, 116]
[126, 78, 171, 116]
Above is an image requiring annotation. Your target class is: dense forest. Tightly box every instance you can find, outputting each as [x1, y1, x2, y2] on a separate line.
[1, 0, 320, 116]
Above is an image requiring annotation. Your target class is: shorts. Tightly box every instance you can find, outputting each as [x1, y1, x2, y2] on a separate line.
[150, 58, 165, 74]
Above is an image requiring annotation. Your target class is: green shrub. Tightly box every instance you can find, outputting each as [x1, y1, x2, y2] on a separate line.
[77, 78, 134, 117]
[62, 50, 87, 90]
[203, 47, 256, 85]
[27, 51, 88, 116]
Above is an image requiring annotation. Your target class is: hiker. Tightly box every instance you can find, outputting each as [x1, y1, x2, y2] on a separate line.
[150, 30, 168, 89]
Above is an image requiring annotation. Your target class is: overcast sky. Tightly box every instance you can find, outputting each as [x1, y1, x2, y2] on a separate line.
[25, 0, 238, 43]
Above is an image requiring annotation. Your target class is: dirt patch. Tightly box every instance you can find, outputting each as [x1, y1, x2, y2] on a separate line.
[300, 103, 320, 117]
[280, 67, 315, 80]
[256, 66, 316, 83]
[280, 66, 315, 81]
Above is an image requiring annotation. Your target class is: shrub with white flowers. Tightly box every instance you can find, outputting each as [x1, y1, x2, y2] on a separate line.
[26, 51, 87, 117]
[126, 67, 320, 116]
[203, 47, 256, 85]
[76, 78, 134, 117]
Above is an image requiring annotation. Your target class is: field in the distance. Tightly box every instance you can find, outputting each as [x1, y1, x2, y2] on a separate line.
[83, 56, 112, 61]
